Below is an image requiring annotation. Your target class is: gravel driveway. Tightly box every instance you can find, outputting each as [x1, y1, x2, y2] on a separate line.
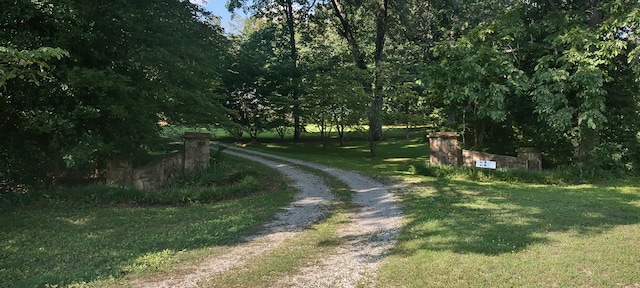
[137, 144, 403, 287]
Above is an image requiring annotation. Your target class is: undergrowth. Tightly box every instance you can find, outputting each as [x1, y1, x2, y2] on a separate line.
[0, 154, 263, 212]
[409, 162, 620, 185]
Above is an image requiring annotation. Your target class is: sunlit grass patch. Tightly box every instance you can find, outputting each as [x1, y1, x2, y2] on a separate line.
[376, 179, 640, 287]
[231, 128, 640, 287]
[246, 138, 429, 179]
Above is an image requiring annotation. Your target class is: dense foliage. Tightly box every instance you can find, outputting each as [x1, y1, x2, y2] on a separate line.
[2, 0, 639, 186]
[1, 0, 230, 185]
[228, 0, 640, 174]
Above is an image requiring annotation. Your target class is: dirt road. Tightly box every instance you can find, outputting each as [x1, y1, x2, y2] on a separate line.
[136, 144, 402, 287]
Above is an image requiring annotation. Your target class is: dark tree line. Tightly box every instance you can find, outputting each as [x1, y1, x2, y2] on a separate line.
[2, 0, 639, 187]
[1, 0, 230, 186]
[226, 0, 639, 174]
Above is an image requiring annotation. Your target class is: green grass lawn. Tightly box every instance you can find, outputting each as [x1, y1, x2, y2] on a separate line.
[3, 126, 640, 287]
[230, 128, 431, 180]
[0, 156, 295, 287]
[229, 127, 640, 287]
[376, 179, 640, 287]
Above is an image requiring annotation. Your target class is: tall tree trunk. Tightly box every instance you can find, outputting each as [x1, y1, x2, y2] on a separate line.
[576, 0, 601, 159]
[405, 122, 410, 139]
[370, 0, 388, 156]
[285, 0, 301, 141]
[473, 119, 486, 148]
[330, 0, 388, 156]
[320, 117, 325, 141]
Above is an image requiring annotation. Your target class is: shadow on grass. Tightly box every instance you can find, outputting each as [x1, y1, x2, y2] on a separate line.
[399, 178, 640, 256]
[0, 192, 290, 287]
[235, 137, 429, 177]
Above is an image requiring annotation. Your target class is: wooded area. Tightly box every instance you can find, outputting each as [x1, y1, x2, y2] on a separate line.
[1, 0, 639, 187]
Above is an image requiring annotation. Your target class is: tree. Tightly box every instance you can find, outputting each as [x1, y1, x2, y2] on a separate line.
[418, 0, 640, 171]
[216, 0, 640, 174]
[0, 47, 69, 184]
[227, 0, 308, 141]
[384, 81, 432, 139]
[304, 58, 368, 147]
[429, 22, 529, 148]
[326, 0, 390, 156]
[223, 19, 294, 142]
[0, 0, 231, 186]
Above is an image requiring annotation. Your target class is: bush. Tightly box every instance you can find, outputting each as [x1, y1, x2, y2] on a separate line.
[577, 143, 633, 180]
[162, 175, 261, 204]
[1, 153, 265, 211]
[410, 162, 592, 185]
[173, 160, 231, 188]
[0, 184, 143, 212]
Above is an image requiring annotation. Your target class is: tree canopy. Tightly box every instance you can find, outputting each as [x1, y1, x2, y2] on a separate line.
[2, 0, 639, 186]
[1, 0, 230, 185]
[226, 0, 639, 173]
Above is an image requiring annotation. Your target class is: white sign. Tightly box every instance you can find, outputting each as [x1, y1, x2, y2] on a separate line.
[476, 160, 497, 169]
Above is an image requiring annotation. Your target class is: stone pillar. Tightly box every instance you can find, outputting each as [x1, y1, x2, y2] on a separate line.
[518, 147, 542, 170]
[183, 132, 211, 173]
[106, 158, 132, 186]
[428, 132, 461, 166]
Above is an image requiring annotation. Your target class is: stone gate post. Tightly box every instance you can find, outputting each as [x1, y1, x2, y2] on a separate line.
[517, 147, 542, 170]
[106, 158, 132, 186]
[428, 132, 461, 166]
[183, 132, 211, 173]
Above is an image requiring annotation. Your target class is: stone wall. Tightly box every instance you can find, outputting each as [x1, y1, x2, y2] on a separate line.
[131, 152, 184, 190]
[106, 133, 210, 190]
[461, 150, 527, 169]
[517, 147, 543, 170]
[429, 132, 542, 170]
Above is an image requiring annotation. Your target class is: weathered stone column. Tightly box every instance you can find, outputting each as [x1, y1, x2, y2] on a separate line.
[517, 147, 542, 170]
[106, 158, 132, 186]
[428, 132, 461, 166]
[183, 132, 211, 173]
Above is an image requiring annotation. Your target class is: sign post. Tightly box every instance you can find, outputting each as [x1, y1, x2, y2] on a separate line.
[476, 160, 497, 177]
[476, 160, 497, 169]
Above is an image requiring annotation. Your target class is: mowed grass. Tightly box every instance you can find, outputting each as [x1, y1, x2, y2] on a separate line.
[376, 179, 640, 287]
[230, 127, 640, 287]
[0, 156, 295, 287]
[6, 125, 639, 287]
[228, 127, 430, 180]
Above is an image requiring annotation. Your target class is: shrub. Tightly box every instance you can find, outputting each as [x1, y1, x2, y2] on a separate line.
[161, 175, 261, 204]
[578, 143, 632, 180]
[173, 160, 231, 188]
[410, 162, 593, 185]
[1, 152, 265, 211]
[226, 176, 261, 196]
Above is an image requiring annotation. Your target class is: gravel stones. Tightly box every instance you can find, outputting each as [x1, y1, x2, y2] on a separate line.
[136, 144, 403, 288]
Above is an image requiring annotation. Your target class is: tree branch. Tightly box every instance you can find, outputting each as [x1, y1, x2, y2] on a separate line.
[329, 0, 366, 69]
